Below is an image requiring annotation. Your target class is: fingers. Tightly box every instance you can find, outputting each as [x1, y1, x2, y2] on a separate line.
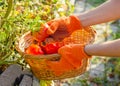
[58, 44, 72, 54]
[46, 21, 59, 35]
[58, 44, 83, 69]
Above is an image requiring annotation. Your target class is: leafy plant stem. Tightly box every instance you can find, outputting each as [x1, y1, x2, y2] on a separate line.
[0, 0, 13, 28]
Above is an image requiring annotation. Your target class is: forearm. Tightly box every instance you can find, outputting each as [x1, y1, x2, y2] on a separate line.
[77, 0, 120, 27]
[85, 39, 120, 57]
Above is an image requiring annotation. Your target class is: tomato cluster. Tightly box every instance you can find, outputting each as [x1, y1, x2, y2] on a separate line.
[25, 42, 63, 55]
[25, 24, 64, 55]
[41, 42, 63, 54]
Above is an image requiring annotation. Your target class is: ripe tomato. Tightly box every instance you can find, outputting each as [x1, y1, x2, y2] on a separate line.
[42, 42, 64, 54]
[25, 44, 44, 55]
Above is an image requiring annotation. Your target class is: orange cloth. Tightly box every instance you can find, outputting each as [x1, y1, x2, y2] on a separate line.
[33, 15, 82, 42]
[46, 44, 91, 76]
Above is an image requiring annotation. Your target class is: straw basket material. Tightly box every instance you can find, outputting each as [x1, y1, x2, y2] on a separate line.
[16, 26, 96, 80]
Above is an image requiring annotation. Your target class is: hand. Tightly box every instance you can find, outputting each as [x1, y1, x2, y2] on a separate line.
[32, 24, 50, 42]
[46, 44, 91, 76]
[46, 15, 82, 41]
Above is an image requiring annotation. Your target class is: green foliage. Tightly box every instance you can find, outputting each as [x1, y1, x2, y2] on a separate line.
[91, 77, 103, 85]
[0, 0, 74, 66]
[110, 20, 120, 39]
[40, 80, 53, 86]
[87, 0, 107, 7]
[113, 28, 120, 39]
[109, 58, 120, 75]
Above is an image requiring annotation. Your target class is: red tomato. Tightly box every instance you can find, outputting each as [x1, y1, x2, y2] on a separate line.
[26, 44, 44, 55]
[42, 42, 64, 54]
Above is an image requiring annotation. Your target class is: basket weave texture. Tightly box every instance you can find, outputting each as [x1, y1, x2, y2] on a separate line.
[17, 27, 96, 80]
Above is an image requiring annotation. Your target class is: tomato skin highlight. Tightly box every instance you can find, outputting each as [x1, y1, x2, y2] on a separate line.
[25, 44, 44, 55]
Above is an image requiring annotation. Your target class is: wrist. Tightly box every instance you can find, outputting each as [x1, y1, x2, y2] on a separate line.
[81, 45, 91, 58]
[76, 12, 96, 27]
[84, 44, 93, 56]
[66, 15, 83, 33]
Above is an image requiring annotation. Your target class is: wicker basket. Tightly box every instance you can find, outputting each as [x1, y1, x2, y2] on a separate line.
[16, 26, 96, 80]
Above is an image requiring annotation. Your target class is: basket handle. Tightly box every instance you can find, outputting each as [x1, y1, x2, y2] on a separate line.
[24, 53, 61, 61]
[42, 54, 61, 61]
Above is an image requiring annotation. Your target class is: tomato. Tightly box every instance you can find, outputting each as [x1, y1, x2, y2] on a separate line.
[42, 42, 64, 54]
[25, 44, 44, 55]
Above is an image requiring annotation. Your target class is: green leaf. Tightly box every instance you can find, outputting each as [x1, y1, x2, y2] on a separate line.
[0, 31, 6, 42]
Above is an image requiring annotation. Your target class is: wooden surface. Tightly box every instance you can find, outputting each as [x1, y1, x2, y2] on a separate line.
[0, 64, 39, 86]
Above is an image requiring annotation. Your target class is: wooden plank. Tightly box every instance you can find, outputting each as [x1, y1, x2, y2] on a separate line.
[32, 76, 40, 86]
[0, 64, 22, 86]
[19, 75, 33, 86]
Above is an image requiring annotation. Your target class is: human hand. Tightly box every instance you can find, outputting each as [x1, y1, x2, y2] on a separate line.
[32, 24, 50, 42]
[46, 15, 82, 42]
[46, 44, 91, 76]
[33, 15, 82, 42]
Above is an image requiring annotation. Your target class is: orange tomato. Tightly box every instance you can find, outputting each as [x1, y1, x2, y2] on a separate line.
[26, 44, 44, 55]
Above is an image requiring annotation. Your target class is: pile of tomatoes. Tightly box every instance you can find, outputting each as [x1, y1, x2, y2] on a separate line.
[25, 41, 63, 55]
[25, 24, 64, 55]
